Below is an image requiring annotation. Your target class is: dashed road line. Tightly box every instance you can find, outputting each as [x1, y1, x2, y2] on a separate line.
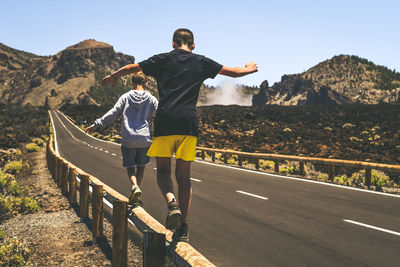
[111, 153, 117, 156]
[105, 151, 109, 154]
[343, 219, 400, 237]
[236, 190, 268, 200]
[190, 178, 202, 182]
[196, 160, 400, 199]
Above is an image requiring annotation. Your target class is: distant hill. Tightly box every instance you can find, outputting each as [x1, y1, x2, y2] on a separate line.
[0, 40, 134, 108]
[252, 55, 400, 105]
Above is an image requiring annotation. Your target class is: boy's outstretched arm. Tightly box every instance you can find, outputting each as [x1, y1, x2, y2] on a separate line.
[218, 61, 258, 78]
[102, 63, 142, 86]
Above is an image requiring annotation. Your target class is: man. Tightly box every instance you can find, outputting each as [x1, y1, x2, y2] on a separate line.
[102, 28, 258, 242]
[87, 72, 158, 207]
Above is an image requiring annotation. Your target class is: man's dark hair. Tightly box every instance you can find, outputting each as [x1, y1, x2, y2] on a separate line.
[173, 28, 194, 47]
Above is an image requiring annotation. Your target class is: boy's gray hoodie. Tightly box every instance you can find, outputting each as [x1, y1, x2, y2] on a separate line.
[92, 90, 158, 148]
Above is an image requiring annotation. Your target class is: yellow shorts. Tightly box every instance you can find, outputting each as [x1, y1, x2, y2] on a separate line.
[147, 135, 197, 161]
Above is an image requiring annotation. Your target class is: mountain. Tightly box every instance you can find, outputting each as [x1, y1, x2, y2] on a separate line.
[0, 40, 134, 108]
[2, 42, 399, 108]
[252, 55, 400, 105]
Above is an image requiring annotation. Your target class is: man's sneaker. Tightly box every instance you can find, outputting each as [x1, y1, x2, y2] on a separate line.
[132, 199, 143, 208]
[172, 223, 189, 242]
[165, 200, 181, 230]
[128, 185, 142, 206]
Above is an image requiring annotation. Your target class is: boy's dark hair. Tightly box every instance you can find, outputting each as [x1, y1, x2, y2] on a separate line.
[131, 71, 147, 85]
[173, 28, 194, 47]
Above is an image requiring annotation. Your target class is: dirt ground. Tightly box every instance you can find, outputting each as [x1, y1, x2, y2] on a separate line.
[0, 146, 143, 266]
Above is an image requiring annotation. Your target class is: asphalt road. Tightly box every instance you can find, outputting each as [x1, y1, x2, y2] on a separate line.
[50, 110, 400, 267]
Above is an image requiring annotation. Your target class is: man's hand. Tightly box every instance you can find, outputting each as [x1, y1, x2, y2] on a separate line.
[245, 61, 258, 74]
[101, 75, 117, 87]
[219, 61, 258, 78]
[85, 125, 95, 134]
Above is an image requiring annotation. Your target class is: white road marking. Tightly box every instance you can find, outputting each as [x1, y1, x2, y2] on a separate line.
[57, 111, 120, 146]
[105, 150, 109, 154]
[111, 153, 117, 156]
[48, 111, 59, 156]
[236, 190, 268, 200]
[190, 178, 202, 182]
[343, 219, 400, 237]
[153, 168, 157, 170]
[94, 147, 98, 149]
[196, 160, 400, 199]
[52, 112, 82, 144]
[99, 148, 103, 151]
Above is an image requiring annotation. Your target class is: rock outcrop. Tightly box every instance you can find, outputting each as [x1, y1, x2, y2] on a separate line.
[252, 80, 268, 106]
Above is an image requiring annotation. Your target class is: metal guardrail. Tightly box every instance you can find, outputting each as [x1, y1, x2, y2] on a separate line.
[196, 147, 400, 188]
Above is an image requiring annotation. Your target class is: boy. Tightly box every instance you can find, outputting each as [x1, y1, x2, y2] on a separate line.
[102, 28, 258, 242]
[86, 72, 158, 207]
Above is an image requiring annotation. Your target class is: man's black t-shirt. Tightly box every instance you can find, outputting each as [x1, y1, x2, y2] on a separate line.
[139, 49, 222, 137]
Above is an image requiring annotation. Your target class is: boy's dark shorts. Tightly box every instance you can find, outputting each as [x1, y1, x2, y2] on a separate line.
[121, 146, 150, 168]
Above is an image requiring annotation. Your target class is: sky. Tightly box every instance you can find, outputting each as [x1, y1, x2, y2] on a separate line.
[1, 0, 399, 87]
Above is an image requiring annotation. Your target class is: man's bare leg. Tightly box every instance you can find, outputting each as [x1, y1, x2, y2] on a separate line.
[156, 157, 182, 229]
[156, 157, 176, 203]
[127, 167, 137, 185]
[127, 167, 142, 206]
[175, 159, 192, 223]
[136, 166, 145, 186]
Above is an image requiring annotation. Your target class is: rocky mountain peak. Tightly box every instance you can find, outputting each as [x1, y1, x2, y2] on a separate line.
[252, 55, 400, 105]
[64, 39, 112, 51]
[0, 40, 134, 108]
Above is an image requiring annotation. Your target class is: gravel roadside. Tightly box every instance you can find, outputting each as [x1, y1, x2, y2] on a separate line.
[0, 145, 143, 266]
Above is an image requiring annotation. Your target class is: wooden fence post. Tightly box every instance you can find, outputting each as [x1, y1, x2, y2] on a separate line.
[365, 168, 372, 189]
[79, 174, 90, 220]
[238, 155, 243, 167]
[300, 161, 305, 177]
[329, 165, 335, 182]
[92, 184, 104, 244]
[143, 230, 166, 267]
[46, 143, 50, 169]
[69, 168, 77, 206]
[61, 162, 69, 195]
[53, 157, 58, 181]
[255, 159, 260, 170]
[201, 150, 205, 160]
[224, 154, 228, 164]
[274, 160, 280, 173]
[48, 152, 53, 176]
[57, 158, 62, 185]
[112, 200, 127, 267]
[51, 155, 56, 179]
[212, 152, 215, 162]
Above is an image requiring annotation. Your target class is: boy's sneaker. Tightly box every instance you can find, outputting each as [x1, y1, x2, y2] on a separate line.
[128, 185, 142, 206]
[131, 199, 143, 208]
[165, 200, 181, 230]
[172, 223, 189, 242]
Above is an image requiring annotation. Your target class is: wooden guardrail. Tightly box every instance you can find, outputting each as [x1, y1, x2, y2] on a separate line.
[46, 133, 215, 267]
[196, 147, 400, 188]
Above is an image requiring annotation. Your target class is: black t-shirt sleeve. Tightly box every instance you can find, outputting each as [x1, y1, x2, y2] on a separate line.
[202, 56, 223, 79]
[138, 53, 168, 78]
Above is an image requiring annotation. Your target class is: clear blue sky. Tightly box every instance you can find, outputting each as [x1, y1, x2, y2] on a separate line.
[2, 0, 399, 87]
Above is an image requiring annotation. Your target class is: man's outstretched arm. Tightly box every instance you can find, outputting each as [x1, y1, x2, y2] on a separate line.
[102, 63, 142, 86]
[218, 61, 258, 78]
